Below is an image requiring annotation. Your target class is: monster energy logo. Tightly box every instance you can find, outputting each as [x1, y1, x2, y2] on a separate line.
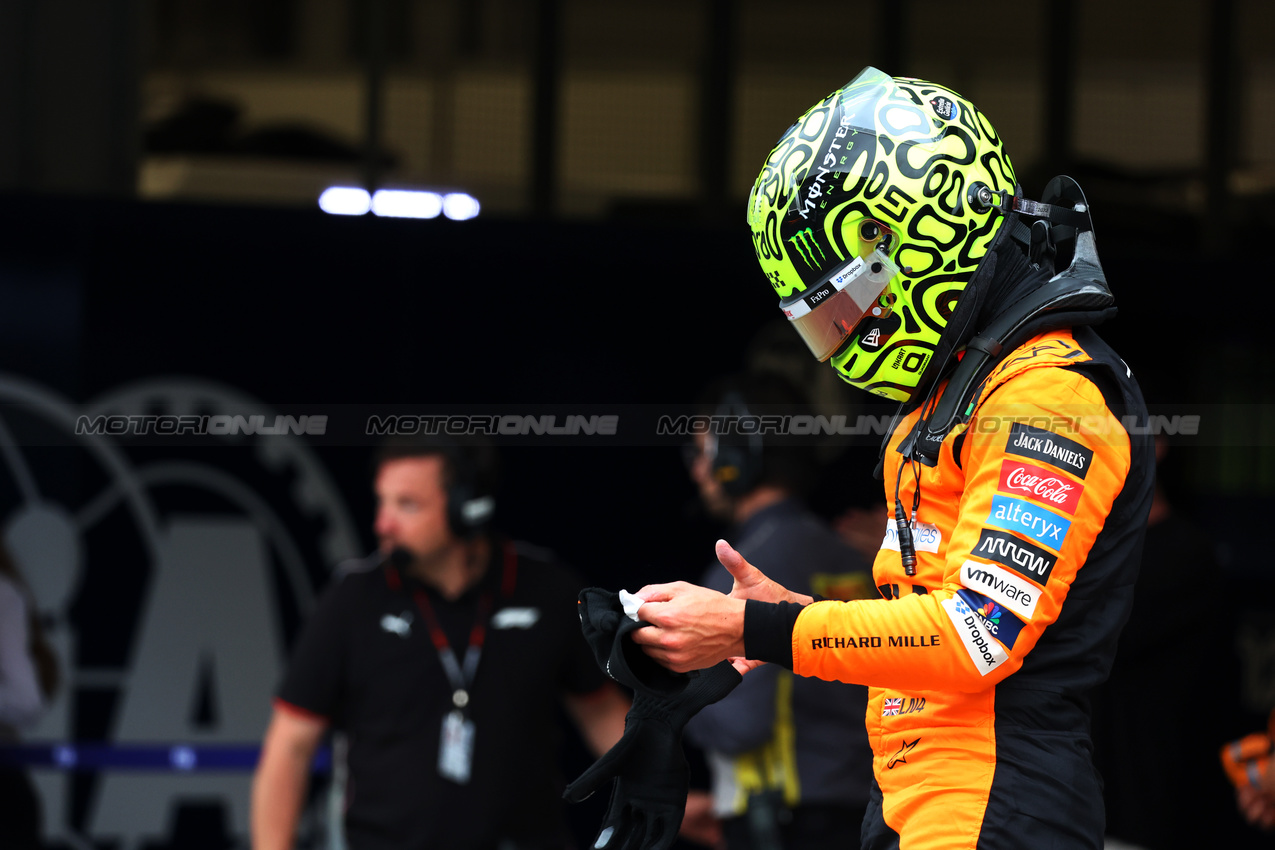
[788, 228, 826, 268]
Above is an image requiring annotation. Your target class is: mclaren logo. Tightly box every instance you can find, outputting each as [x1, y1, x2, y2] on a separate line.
[787, 228, 826, 268]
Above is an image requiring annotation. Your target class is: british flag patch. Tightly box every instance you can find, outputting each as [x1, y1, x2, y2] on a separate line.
[882, 698, 902, 716]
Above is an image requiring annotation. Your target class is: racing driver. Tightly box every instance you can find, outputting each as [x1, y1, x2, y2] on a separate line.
[629, 68, 1156, 849]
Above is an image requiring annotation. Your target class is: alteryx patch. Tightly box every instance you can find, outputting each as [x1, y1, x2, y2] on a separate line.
[986, 495, 1071, 551]
[1005, 423, 1093, 479]
[956, 589, 1025, 650]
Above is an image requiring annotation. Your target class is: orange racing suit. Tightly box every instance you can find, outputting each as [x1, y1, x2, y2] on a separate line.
[745, 326, 1154, 849]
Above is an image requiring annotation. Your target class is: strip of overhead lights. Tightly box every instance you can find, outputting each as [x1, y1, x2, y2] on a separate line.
[318, 187, 480, 220]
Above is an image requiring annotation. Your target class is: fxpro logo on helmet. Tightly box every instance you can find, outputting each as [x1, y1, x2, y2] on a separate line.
[805, 282, 837, 309]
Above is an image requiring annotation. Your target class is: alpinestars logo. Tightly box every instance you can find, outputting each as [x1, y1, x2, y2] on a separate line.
[887, 738, 919, 769]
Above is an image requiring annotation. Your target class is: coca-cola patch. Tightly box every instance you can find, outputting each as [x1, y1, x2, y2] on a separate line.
[996, 459, 1084, 515]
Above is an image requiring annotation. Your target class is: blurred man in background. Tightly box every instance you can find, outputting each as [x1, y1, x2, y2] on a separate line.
[252, 438, 628, 850]
[678, 372, 875, 850]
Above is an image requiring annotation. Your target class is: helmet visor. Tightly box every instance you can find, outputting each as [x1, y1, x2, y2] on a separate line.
[780, 247, 899, 362]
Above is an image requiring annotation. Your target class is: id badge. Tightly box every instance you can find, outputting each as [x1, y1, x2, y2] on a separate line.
[438, 709, 475, 784]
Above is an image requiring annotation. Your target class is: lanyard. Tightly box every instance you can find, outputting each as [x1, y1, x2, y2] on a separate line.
[409, 542, 518, 710]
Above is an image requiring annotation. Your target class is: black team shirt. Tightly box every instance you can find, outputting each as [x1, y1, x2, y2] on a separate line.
[278, 540, 608, 850]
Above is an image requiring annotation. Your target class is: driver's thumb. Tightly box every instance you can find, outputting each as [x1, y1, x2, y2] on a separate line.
[716, 539, 758, 585]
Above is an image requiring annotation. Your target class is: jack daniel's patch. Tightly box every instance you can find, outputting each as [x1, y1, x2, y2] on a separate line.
[1004, 423, 1093, 479]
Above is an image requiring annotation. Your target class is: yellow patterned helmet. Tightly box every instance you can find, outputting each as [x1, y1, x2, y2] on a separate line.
[747, 67, 1017, 402]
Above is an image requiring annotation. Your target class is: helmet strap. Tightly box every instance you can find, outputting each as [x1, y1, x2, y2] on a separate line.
[894, 176, 1114, 468]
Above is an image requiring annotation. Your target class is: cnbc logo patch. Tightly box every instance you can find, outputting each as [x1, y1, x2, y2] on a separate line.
[956, 589, 1025, 650]
[978, 600, 1002, 624]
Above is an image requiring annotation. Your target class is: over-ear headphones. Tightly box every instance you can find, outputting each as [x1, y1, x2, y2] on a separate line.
[710, 391, 764, 499]
[441, 443, 498, 540]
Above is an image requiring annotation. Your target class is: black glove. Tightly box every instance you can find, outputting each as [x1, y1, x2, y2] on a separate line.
[564, 588, 742, 850]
